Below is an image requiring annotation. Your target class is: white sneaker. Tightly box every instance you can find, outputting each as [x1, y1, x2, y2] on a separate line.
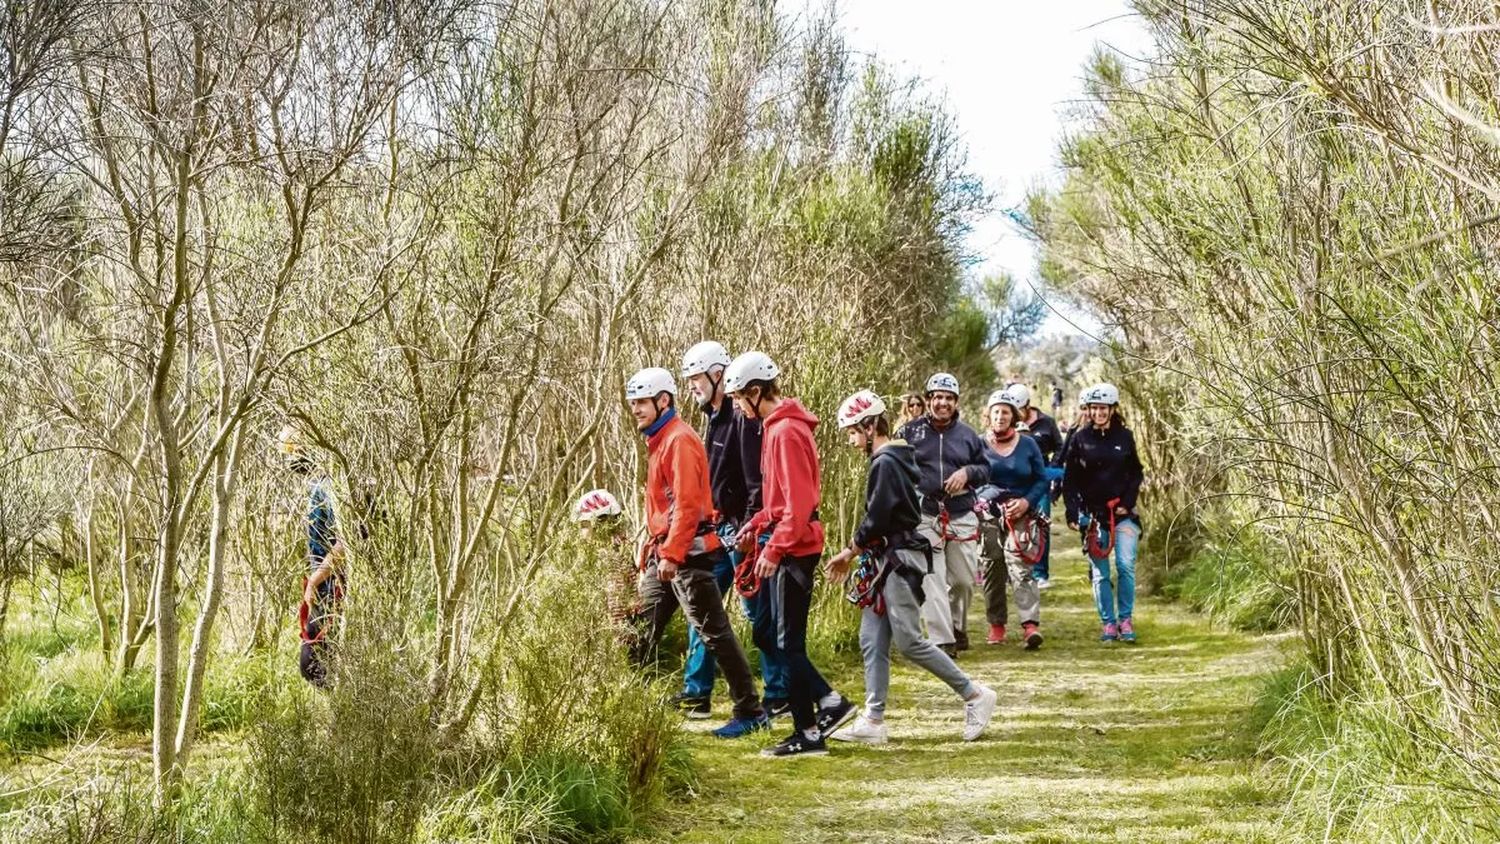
[830, 715, 888, 744]
[962, 685, 998, 741]
[1036, 578, 1053, 590]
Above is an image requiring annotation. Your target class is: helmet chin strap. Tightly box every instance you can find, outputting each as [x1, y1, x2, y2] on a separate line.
[699, 369, 724, 413]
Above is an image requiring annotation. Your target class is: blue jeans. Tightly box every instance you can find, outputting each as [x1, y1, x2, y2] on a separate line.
[681, 541, 791, 701]
[1031, 494, 1054, 580]
[1083, 515, 1140, 624]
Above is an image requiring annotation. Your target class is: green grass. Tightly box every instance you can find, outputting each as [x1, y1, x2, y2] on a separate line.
[644, 535, 1293, 843]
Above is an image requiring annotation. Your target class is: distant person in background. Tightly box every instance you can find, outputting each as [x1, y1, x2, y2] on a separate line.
[280, 425, 345, 688]
[898, 393, 926, 429]
[1050, 384, 1064, 417]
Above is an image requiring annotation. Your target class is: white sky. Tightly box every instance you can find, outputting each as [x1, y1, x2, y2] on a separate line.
[831, 2, 1155, 338]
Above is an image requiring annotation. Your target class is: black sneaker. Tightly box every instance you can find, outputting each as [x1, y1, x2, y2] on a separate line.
[672, 693, 712, 719]
[939, 643, 959, 659]
[815, 696, 857, 737]
[764, 698, 792, 719]
[954, 629, 971, 652]
[761, 731, 828, 758]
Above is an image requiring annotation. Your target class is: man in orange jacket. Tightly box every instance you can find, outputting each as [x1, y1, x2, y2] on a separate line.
[625, 367, 769, 739]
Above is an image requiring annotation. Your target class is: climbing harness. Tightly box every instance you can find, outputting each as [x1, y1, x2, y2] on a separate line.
[938, 503, 981, 543]
[1006, 506, 1050, 566]
[1084, 497, 1122, 559]
[845, 543, 891, 616]
[298, 577, 344, 645]
[734, 539, 762, 598]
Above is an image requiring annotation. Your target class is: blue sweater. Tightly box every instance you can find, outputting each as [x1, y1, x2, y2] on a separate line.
[983, 435, 1049, 511]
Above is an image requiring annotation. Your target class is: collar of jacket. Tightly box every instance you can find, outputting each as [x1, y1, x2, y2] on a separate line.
[643, 406, 677, 440]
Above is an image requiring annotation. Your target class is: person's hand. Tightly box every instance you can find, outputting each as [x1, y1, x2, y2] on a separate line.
[755, 553, 779, 579]
[1004, 498, 1030, 519]
[943, 469, 969, 495]
[826, 548, 855, 584]
[1114, 505, 1129, 517]
[657, 561, 679, 581]
[1067, 520, 1079, 531]
[303, 582, 319, 608]
[735, 525, 756, 553]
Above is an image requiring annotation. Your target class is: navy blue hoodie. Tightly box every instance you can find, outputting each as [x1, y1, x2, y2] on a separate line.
[896, 413, 990, 517]
[702, 398, 763, 528]
[853, 440, 923, 550]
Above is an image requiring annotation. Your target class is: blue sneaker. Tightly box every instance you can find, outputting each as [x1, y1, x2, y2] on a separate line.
[712, 713, 770, 739]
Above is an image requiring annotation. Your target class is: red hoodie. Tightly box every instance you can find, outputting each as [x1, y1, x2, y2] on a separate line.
[746, 398, 825, 566]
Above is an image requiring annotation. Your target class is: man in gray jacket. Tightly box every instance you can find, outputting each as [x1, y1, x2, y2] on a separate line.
[896, 373, 990, 655]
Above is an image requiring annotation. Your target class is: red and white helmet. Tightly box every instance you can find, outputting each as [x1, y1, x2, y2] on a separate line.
[574, 489, 622, 521]
[837, 389, 887, 429]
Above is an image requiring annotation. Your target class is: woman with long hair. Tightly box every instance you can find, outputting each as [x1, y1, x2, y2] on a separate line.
[1062, 383, 1145, 644]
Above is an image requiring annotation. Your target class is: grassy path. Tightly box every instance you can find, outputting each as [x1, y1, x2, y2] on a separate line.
[647, 537, 1290, 843]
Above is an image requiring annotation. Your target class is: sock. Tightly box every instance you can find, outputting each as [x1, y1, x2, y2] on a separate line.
[818, 692, 842, 709]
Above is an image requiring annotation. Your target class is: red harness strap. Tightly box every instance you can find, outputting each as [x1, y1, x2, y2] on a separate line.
[938, 505, 981, 543]
[1006, 509, 1049, 566]
[734, 540, 762, 598]
[1085, 497, 1121, 559]
[298, 577, 344, 644]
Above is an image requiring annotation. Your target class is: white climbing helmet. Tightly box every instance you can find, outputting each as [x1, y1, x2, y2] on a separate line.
[1005, 383, 1032, 409]
[724, 351, 780, 394]
[925, 372, 960, 397]
[574, 488, 622, 521]
[837, 389, 887, 429]
[1082, 382, 1120, 406]
[624, 367, 677, 401]
[680, 341, 732, 378]
[990, 387, 1024, 413]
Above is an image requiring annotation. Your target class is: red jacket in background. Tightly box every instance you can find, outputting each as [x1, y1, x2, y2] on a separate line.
[645, 413, 720, 565]
[747, 398, 825, 566]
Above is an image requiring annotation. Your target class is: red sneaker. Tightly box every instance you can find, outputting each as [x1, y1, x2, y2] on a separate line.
[1022, 622, 1043, 651]
[986, 624, 1006, 644]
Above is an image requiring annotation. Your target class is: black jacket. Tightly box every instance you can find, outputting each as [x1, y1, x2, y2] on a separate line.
[703, 399, 763, 528]
[1023, 409, 1063, 464]
[853, 441, 923, 549]
[1062, 423, 1145, 524]
[896, 413, 990, 516]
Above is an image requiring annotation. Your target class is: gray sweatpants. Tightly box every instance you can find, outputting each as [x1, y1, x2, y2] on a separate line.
[915, 511, 981, 644]
[860, 549, 978, 719]
[980, 520, 1040, 626]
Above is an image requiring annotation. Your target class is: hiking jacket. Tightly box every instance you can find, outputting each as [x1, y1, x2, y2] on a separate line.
[982, 432, 1049, 512]
[644, 410, 719, 565]
[1062, 422, 1145, 524]
[1023, 409, 1063, 464]
[703, 399, 763, 529]
[896, 413, 990, 517]
[746, 399, 825, 566]
[853, 440, 923, 550]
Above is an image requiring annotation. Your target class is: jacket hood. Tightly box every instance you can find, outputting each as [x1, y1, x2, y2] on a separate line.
[875, 440, 919, 485]
[763, 398, 818, 431]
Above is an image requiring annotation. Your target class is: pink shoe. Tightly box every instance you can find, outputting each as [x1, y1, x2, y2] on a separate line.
[987, 624, 1006, 645]
[1119, 618, 1136, 643]
[1100, 623, 1119, 642]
